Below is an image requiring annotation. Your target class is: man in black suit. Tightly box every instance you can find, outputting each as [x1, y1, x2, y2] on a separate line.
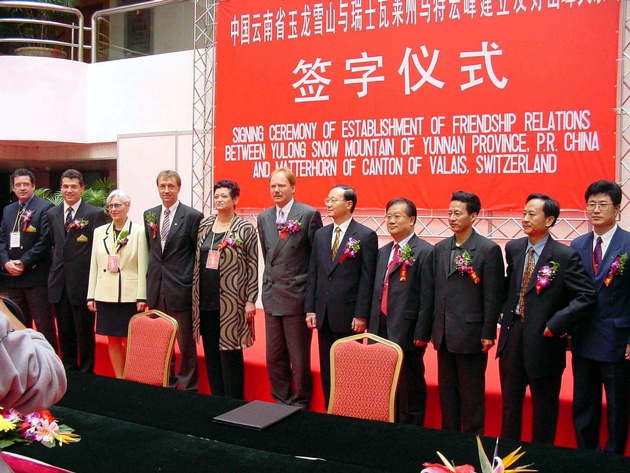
[144, 170, 202, 391]
[0, 168, 56, 349]
[258, 168, 322, 408]
[430, 191, 504, 434]
[368, 197, 433, 425]
[571, 180, 630, 454]
[47, 169, 106, 372]
[305, 184, 378, 407]
[497, 193, 595, 444]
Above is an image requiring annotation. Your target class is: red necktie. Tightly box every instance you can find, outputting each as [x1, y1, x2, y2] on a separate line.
[593, 236, 603, 275]
[380, 244, 400, 316]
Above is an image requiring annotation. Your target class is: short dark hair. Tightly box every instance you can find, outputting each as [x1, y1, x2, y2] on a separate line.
[12, 168, 35, 186]
[61, 169, 84, 186]
[332, 184, 357, 213]
[214, 179, 240, 199]
[526, 193, 560, 227]
[451, 191, 481, 215]
[156, 170, 181, 187]
[584, 180, 622, 206]
[385, 198, 417, 219]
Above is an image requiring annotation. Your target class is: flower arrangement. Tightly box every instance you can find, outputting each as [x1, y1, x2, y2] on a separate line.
[21, 210, 34, 232]
[0, 408, 80, 450]
[145, 212, 158, 239]
[66, 218, 89, 232]
[218, 236, 243, 250]
[394, 244, 415, 282]
[277, 219, 302, 240]
[456, 250, 480, 284]
[421, 436, 535, 473]
[339, 238, 361, 263]
[114, 231, 129, 253]
[535, 261, 559, 294]
[604, 253, 627, 287]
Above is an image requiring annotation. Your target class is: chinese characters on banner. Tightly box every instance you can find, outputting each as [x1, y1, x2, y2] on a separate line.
[215, 0, 619, 211]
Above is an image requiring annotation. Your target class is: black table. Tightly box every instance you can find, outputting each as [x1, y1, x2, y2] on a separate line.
[9, 372, 630, 472]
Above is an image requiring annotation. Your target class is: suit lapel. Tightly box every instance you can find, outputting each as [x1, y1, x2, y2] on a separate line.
[164, 205, 185, 249]
[329, 220, 356, 273]
[444, 236, 455, 277]
[576, 232, 596, 278]
[524, 237, 554, 295]
[512, 239, 528, 292]
[377, 241, 393, 284]
[596, 228, 623, 290]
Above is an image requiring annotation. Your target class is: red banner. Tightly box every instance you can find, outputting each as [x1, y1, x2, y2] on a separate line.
[215, 0, 619, 211]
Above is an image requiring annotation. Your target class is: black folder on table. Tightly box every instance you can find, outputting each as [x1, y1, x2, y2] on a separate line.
[213, 400, 301, 430]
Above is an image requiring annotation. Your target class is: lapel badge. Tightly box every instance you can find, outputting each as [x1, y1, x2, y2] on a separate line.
[77, 234, 89, 243]
[25, 225, 37, 233]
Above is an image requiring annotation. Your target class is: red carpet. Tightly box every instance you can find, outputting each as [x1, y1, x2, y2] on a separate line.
[93, 310, 627, 453]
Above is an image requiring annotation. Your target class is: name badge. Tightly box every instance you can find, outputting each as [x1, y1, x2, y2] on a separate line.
[10, 232, 20, 248]
[206, 250, 220, 269]
[107, 255, 119, 272]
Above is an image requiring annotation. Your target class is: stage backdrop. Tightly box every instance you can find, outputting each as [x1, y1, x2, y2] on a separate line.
[215, 0, 619, 211]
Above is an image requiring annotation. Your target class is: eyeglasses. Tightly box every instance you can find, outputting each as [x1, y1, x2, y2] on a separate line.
[383, 214, 406, 222]
[586, 202, 613, 211]
[108, 203, 124, 209]
[324, 197, 346, 205]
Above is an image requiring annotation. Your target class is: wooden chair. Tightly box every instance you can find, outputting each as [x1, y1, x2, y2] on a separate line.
[123, 310, 178, 387]
[328, 333, 404, 423]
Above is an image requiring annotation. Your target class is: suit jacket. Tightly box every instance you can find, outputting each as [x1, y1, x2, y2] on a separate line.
[497, 236, 596, 377]
[0, 196, 53, 288]
[258, 201, 322, 315]
[87, 220, 149, 303]
[571, 227, 630, 362]
[144, 204, 202, 311]
[305, 219, 378, 333]
[47, 202, 107, 305]
[431, 231, 504, 354]
[367, 234, 434, 351]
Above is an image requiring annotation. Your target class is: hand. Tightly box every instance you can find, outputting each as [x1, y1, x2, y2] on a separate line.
[625, 344, 630, 360]
[245, 301, 256, 319]
[4, 260, 23, 276]
[413, 339, 427, 347]
[305, 313, 317, 329]
[87, 301, 97, 312]
[543, 327, 554, 337]
[351, 317, 366, 333]
[481, 338, 495, 353]
[136, 301, 147, 312]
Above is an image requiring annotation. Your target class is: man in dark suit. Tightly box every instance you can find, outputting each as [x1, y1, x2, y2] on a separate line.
[497, 193, 595, 444]
[571, 180, 630, 454]
[0, 168, 56, 349]
[47, 169, 106, 372]
[368, 197, 433, 425]
[305, 184, 378, 407]
[144, 170, 202, 391]
[430, 191, 504, 434]
[258, 167, 322, 408]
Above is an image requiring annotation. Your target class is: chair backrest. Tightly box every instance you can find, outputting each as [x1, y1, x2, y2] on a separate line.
[123, 310, 178, 387]
[328, 333, 404, 422]
[0, 295, 26, 324]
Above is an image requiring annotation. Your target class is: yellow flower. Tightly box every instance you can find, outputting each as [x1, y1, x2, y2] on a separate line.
[0, 417, 16, 433]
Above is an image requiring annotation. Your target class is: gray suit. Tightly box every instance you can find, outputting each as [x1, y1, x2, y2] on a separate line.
[258, 201, 322, 407]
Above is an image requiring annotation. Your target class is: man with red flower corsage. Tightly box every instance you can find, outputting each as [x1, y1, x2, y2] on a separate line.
[570, 180, 630, 454]
[430, 191, 505, 435]
[368, 198, 433, 425]
[305, 184, 377, 408]
[497, 194, 595, 444]
[258, 168, 322, 409]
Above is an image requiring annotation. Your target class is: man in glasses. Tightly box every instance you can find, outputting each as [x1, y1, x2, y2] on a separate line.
[47, 169, 106, 372]
[368, 197, 433, 425]
[570, 180, 630, 454]
[305, 184, 377, 408]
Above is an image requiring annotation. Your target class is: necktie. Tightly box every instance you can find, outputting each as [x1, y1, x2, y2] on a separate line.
[593, 236, 603, 275]
[276, 209, 285, 230]
[18, 203, 25, 214]
[380, 244, 400, 316]
[161, 208, 171, 244]
[331, 227, 341, 261]
[518, 247, 536, 321]
[65, 207, 74, 229]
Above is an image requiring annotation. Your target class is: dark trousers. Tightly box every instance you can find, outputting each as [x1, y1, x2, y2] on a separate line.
[377, 313, 426, 425]
[437, 342, 487, 434]
[265, 312, 313, 408]
[8, 286, 57, 351]
[317, 316, 354, 409]
[499, 319, 562, 444]
[572, 354, 629, 454]
[154, 296, 198, 391]
[200, 309, 244, 399]
[55, 287, 95, 372]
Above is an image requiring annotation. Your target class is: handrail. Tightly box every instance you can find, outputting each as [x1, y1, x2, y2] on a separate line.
[0, 1, 84, 61]
[91, 0, 186, 63]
